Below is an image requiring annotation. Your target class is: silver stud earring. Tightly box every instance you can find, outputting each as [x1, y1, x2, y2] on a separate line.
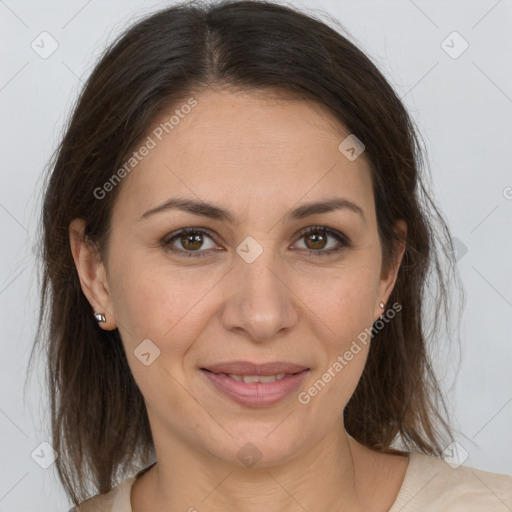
[379, 302, 385, 309]
[94, 311, 106, 323]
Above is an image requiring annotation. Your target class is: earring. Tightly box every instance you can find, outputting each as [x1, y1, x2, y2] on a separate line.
[94, 311, 106, 323]
[379, 302, 385, 309]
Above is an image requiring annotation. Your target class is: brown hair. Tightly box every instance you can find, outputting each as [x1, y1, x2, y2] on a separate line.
[28, 0, 462, 506]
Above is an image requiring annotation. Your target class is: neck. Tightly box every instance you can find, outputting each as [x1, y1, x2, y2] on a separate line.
[133, 416, 385, 512]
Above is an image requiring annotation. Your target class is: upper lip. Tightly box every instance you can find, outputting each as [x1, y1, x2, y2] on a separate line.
[202, 361, 309, 376]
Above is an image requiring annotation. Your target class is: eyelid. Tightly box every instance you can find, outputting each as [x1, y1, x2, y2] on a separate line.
[295, 225, 351, 246]
[162, 225, 351, 258]
[162, 227, 219, 256]
[291, 225, 351, 257]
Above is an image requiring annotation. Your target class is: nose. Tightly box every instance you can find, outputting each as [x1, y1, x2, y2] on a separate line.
[220, 244, 299, 342]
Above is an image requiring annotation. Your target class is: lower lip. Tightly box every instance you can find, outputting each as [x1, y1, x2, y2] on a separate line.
[200, 369, 309, 407]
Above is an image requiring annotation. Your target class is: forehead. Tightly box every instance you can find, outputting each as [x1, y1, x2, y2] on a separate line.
[113, 88, 374, 224]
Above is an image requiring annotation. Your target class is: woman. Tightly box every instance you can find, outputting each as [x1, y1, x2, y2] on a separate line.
[31, 0, 512, 510]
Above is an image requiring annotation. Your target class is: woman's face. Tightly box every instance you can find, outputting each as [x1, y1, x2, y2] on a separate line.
[73, 87, 404, 467]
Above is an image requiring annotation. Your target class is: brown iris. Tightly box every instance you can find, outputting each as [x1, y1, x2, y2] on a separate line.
[180, 232, 204, 251]
[304, 230, 328, 250]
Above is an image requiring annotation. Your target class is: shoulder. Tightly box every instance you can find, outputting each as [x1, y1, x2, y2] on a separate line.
[67, 475, 137, 512]
[390, 451, 512, 511]
[66, 462, 156, 512]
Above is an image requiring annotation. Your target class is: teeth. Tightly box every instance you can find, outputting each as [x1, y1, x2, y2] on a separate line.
[223, 373, 287, 383]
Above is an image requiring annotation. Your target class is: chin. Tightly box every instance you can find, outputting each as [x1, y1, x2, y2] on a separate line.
[206, 426, 305, 468]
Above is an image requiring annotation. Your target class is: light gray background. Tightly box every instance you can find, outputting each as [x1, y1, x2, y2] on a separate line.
[1, 0, 511, 510]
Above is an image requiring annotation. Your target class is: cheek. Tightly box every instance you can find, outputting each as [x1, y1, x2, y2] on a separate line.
[295, 261, 381, 343]
[111, 263, 216, 404]
[113, 266, 215, 342]
[295, 271, 377, 418]
[112, 246, 381, 351]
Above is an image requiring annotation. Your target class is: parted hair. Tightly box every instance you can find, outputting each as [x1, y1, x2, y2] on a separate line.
[28, 0, 461, 506]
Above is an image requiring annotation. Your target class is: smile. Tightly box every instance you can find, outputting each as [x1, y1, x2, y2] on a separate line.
[200, 369, 309, 407]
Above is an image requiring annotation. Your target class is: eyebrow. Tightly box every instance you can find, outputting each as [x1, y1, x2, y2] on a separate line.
[138, 197, 365, 224]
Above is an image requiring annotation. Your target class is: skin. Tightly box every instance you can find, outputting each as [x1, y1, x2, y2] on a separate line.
[70, 87, 408, 512]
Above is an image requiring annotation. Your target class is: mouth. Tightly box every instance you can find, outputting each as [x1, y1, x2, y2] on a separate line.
[201, 368, 306, 383]
[199, 367, 310, 407]
[201, 360, 309, 376]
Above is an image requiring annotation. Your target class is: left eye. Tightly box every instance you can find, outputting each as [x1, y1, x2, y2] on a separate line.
[162, 226, 349, 258]
[294, 226, 347, 255]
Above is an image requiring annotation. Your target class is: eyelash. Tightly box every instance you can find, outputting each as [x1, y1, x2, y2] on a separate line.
[162, 225, 351, 259]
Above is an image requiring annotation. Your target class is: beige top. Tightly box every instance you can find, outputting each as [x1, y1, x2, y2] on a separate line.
[72, 451, 512, 511]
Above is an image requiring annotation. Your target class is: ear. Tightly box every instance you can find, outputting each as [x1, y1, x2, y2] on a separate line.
[374, 219, 407, 320]
[69, 218, 117, 330]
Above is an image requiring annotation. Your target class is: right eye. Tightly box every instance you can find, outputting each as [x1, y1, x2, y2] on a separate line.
[162, 227, 219, 258]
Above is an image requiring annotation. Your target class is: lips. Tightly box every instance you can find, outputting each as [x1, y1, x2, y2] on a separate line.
[200, 367, 310, 407]
[201, 361, 309, 376]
